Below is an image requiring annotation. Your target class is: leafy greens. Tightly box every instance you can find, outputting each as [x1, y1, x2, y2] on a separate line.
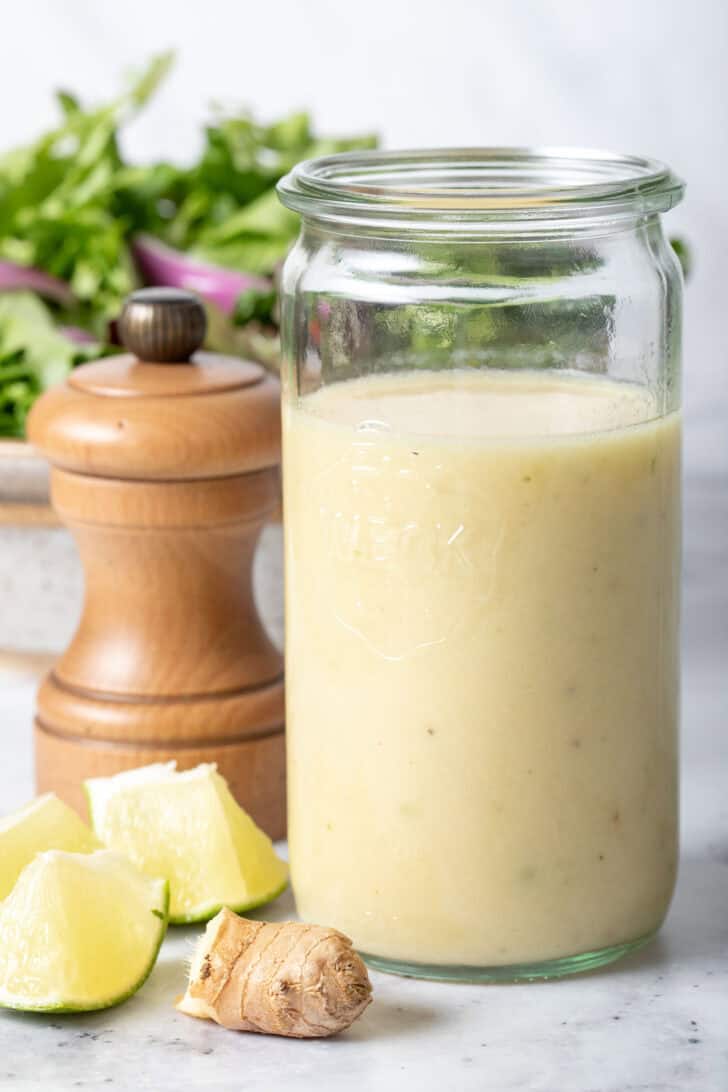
[0, 53, 376, 436]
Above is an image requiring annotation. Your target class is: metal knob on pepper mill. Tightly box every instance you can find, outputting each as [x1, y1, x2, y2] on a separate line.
[28, 288, 286, 839]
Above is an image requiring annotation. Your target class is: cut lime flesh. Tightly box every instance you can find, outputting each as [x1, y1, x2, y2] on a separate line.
[86, 763, 288, 924]
[0, 793, 100, 901]
[0, 850, 168, 1012]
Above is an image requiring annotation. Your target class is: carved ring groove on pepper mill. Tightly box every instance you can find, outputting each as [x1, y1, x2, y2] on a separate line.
[28, 288, 286, 839]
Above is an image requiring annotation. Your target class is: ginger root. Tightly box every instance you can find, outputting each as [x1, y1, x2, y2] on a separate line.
[177, 908, 372, 1038]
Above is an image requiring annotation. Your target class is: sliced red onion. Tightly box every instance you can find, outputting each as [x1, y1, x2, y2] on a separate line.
[0, 260, 76, 307]
[58, 325, 99, 345]
[132, 234, 271, 315]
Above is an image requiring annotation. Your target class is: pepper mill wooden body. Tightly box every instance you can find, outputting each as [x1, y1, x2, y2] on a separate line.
[28, 289, 286, 838]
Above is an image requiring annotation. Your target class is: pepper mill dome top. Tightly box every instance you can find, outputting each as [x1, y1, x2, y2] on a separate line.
[118, 287, 207, 362]
[28, 289, 281, 481]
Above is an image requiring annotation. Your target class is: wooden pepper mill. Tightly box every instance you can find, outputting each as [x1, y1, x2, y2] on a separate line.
[28, 288, 286, 839]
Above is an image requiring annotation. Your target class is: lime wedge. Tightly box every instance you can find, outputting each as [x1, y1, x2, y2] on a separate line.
[85, 763, 288, 924]
[0, 793, 100, 900]
[0, 850, 168, 1012]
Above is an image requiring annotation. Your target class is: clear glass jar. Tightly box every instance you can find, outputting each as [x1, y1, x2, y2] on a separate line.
[277, 148, 684, 981]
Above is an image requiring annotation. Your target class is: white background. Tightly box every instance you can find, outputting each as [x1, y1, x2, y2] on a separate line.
[1, 0, 726, 473]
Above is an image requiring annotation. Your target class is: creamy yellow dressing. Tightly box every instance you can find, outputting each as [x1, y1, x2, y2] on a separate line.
[283, 369, 680, 967]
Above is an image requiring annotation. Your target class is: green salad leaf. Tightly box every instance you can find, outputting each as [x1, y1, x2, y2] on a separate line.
[0, 293, 99, 437]
[0, 53, 376, 435]
[0, 54, 174, 328]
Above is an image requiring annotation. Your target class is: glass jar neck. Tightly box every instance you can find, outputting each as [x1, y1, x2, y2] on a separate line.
[278, 147, 684, 238]
[297, 211, 672, 246]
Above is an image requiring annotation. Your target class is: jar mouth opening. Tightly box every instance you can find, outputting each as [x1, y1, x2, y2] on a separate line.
[277, 147, 684, 226]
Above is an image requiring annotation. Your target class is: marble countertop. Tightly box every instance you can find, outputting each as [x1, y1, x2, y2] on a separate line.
[0, 474, 726, 1092]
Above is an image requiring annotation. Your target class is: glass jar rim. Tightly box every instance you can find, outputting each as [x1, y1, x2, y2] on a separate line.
[277, 147, 684, 228]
